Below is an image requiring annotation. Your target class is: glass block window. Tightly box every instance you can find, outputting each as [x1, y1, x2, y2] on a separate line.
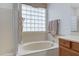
[22, 4, 46, 32]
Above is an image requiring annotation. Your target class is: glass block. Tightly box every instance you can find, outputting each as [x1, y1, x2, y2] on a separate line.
[34, 16, 38, 19]
[35, 24, 39, 27]
[31, 16, 35, 19]
[31, 11, 35, 15]
[34, 8, 38, 12]
[42, 18, 45, 20]
[35, 28, 39, 31]
[30, 24, 34, 27]
[26, 20, 30, 23]
[38, 20, 40, 23]
[26, 5, 32, 10]
[22, 11, 27, 14]
[26, 24, 30, 27]
[26, 28, 31, 31]
[31, 20, 34, 23]
[31, 7, 35, 11]
[26, 15, 30, 19]
[31, 28, 34, 31]
[22, 4, 46, 32]
[23, 27, 27, 32]
[42, 28, 46, 31]
[41, 9, 46, 13]
[35, 20, 39, 23]
[35, 12, 38, 15]
[42, 24, 45, 27]
[22, 15, 26, 18]
[22, 4, 27, 10]
[42, 21, 45, 23]
[41, 13, 45, 17]
[38, 24, 42, 27]
[26, 11, 30, 14]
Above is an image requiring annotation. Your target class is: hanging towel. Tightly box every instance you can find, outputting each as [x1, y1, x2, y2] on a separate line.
[48, 19, 59, 36]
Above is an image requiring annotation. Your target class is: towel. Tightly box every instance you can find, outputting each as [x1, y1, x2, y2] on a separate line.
[48, 19, 59, 36]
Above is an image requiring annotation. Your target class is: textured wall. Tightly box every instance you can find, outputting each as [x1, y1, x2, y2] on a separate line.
[22, 32, 48, 43]
[47, 3, 75, 35]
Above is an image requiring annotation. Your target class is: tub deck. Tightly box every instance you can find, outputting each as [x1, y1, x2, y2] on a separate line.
[17, 41, 58, 56]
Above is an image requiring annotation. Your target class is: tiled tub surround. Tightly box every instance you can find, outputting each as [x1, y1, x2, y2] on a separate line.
[17, 41, 58, 56]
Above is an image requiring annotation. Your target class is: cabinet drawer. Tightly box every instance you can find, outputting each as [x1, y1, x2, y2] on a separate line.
[59, 46, 79, 56]
[59, 39, 71, 48]
[71, 42, 79, 52]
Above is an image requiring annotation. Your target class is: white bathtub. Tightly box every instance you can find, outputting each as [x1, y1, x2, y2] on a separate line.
[17, 41, 58, 56]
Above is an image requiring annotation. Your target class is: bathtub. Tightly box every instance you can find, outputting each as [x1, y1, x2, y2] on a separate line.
[17, 41, 58, 56]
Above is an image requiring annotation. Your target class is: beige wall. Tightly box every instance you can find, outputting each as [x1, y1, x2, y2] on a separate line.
[0, 4, 16, 55]
[22, 32, 48, 43]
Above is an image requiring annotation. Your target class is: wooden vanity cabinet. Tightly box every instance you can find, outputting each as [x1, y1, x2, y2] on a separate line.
[59, 38, 79, 56]
[71, 42, 79, 52]
[59, 39, 71, 48]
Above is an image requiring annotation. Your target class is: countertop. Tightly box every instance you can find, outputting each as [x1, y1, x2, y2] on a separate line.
[59, 35, 79, 43]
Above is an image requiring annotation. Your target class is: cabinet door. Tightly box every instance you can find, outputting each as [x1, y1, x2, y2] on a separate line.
[71, 42, 79, 52]
[59, 46, 79, 56]
[59, 39, 71, 48]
